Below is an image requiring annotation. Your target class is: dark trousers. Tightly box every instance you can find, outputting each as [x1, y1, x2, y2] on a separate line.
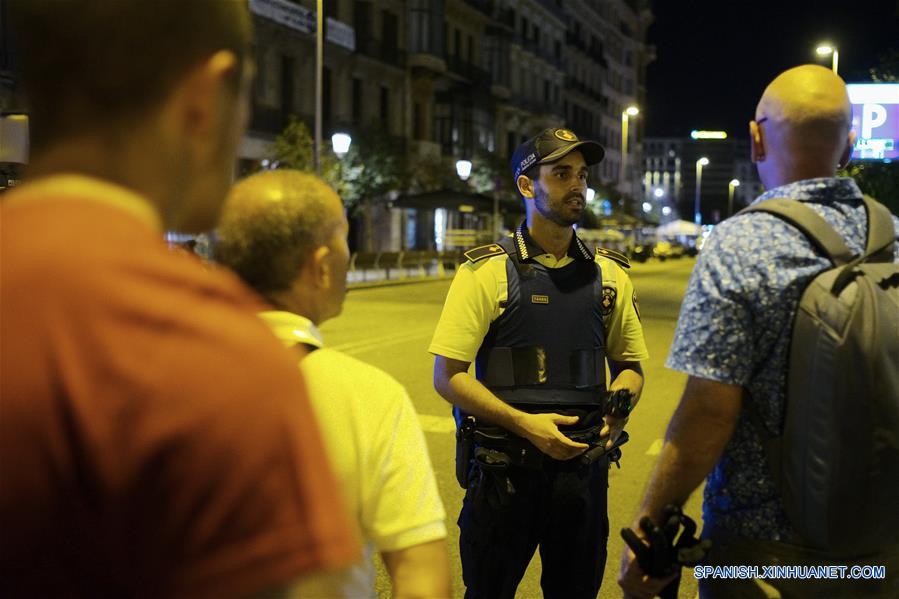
[458, 458, 609, 599]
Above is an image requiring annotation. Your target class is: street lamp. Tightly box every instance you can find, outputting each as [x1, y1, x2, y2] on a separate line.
[620, 106, 639, 190]
[455, 159, 472, 181]
[314, 0, 323, 172]
[694, 157, 709, 225]
[331, 132, 352, 158]
[728, 178, 740, 217]
[816, 44, 839, 74]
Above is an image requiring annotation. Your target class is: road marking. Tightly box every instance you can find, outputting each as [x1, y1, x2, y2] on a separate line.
[646, 438, 664, 455]
[332, 328, 433, 356]
[418, 414, 456, 434]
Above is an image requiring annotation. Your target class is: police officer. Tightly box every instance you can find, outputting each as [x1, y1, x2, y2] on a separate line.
[429, 128, 649, 599]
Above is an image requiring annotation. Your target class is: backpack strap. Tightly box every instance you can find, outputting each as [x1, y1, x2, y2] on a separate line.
[861, 195, 897, 262]
[740, 199, 855, 266]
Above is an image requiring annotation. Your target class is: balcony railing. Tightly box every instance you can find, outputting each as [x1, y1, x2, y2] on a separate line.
[497, 7, 516, 28]
[565, 32, 586, 51]
[508, 95, 563, 118]
[356, 36, 406, 67]
[564, 76, 603, 102]
[445, 55, 491, 86]
[462, 0, 495, 17]
[250, 105, 289, 135]
[535, 0, 565, 21]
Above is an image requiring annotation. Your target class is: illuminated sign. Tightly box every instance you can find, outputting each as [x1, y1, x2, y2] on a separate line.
[249, 0, 355, 50]
[848, 84, 899, 161]
[690, 130, 728, 140]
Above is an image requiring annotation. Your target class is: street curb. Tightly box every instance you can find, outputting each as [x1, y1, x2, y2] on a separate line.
[347, 275, 455, 291]
[345, 257, 696, 290]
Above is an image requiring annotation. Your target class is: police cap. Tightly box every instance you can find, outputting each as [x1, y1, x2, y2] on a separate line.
[511, 128, 605, 179]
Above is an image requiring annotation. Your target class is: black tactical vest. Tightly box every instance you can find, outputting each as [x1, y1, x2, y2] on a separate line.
[474, 235, 607, 408]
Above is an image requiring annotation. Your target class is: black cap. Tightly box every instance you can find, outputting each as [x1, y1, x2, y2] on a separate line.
[511, 128, 605, 179]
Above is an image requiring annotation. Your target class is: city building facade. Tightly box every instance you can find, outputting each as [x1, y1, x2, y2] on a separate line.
[246, 0, 654, 250]
[2, 0, 655, 246]
[643, 135, 763, 224]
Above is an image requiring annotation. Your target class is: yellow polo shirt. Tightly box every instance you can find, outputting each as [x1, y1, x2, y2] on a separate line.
[260, 310, 448, 598]
[429, 228, 649, 364]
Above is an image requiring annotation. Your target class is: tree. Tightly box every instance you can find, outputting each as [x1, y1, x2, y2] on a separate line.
[267, 118, 407, 215]
[407, 153, 456, 194]
[268, 116, 344, 196]
[841, 162, 898, 215]
[338, 124, 407, 213]
[468, 147, 515, 198]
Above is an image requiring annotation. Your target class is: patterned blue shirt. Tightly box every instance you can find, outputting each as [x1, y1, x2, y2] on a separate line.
[666, 177, 899, 540]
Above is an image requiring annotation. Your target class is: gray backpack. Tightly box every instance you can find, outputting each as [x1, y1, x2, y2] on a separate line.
[742, 196, 899, 556]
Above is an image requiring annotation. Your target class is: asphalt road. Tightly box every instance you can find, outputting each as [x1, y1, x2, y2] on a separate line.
[319, 257, 702, 598]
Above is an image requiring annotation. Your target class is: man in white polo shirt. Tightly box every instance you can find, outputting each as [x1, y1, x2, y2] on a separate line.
[215, 169, 451, 598]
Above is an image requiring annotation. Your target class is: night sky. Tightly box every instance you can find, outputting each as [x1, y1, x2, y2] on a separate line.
[644, 0, 899, 138]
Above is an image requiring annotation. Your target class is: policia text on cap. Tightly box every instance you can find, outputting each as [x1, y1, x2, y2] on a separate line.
[429, 128, 649, 599]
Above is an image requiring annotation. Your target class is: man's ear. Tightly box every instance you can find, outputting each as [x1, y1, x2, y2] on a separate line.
[174, 50, 240, 139]
[311, 245, 332, 289]
[838, 129, 856, 170]
[517, 174, 535, 199]
[749, 120, 765, 163]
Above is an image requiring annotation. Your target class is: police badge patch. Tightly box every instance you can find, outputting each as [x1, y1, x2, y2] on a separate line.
[601, 286, 617, 316]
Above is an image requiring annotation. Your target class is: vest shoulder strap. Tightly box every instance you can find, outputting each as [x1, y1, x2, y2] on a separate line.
[740, 198, 855, 265]
[862, 195, 897, 261]
[595, 246, 631, 269]
[464, 242, 507, 263]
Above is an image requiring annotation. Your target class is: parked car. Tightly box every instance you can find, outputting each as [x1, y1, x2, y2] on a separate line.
[630, 244, 653, 263]
[653, 241, 686, 261]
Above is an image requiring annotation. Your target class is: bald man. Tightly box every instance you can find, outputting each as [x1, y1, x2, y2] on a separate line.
[215, 170, 452, 599]
[619, 65, 899, 598]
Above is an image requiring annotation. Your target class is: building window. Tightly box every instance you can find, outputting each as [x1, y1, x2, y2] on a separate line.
[380, 86, 390, 127]
[324, 0, 339, 19]
[354, 1, 371, 43]
[352, 77, 363, 122]
[413, 102, 426, 140]
[323, 66, 332, 126]
[383, 10, 399, 62]
[280, 54, 295, 115]
[253, 45, 266, 102]
[407, 0, 433, 55]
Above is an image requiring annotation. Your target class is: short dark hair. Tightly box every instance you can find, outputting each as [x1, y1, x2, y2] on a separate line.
[9, 0, 252, 149]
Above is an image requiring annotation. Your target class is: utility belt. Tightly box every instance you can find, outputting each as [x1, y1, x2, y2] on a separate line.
[455, 414, 630, 490]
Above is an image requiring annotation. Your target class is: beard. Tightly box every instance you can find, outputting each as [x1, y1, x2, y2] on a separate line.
[534, 187, 583, 227]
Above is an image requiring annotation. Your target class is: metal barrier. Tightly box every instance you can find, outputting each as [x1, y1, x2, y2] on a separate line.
[348, 249, 464, 283]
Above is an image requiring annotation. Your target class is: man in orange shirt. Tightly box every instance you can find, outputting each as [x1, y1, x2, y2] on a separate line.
[0, 2, 358, 597]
